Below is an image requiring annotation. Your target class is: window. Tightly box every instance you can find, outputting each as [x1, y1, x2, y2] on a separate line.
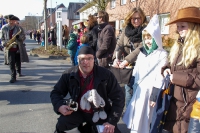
[75, 12, 79, 19]
[146, 16, 150, 23]
[120, 20, 124, 29]
[57, 12, 61, 18]
[131, 0, 137, 2]
[121, 0, 126, 5]
[110, 0, 116, 8]
[158, 13, 170, 34]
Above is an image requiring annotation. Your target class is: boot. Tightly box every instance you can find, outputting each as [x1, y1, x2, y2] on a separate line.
[9, 78, 16, 83]
[17, 70, 23, 77]
[18, 73, 23, 77]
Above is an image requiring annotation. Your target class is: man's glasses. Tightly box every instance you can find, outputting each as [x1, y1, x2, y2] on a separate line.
[79, 57, 94, 63]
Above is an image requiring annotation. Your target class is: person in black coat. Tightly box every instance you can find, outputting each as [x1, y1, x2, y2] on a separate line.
[50, 46, 125, 133]
[50, 26, 56, 45]
[86, 14, 98, 53]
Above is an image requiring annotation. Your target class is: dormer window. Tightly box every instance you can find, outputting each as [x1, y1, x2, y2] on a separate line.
[57, 12, 61, 18]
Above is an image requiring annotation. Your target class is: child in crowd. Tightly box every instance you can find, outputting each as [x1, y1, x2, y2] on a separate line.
[67, 33, 77, 66]
[74, 35, 89, 65]
[122, 14, 168, 133]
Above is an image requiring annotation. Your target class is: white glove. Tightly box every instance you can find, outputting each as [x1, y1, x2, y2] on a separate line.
[80, 91, 91, 110]
[92, 112, 100, 123]
[89, 89, 102, 107]
[99, 110, 107, 120]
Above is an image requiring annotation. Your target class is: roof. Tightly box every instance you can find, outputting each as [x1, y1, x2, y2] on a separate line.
[68, 2, 86, 19]
[77, 1, 95, 12]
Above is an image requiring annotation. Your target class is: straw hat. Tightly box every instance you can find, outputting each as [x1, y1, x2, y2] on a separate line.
[166, 7, 200, 25]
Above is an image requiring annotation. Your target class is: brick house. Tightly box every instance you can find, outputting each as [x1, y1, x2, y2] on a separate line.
[67, 2, 86, 29]
[42, 2, 85, 30]
[44, 3, 66, 29]
[106, 0, 200, 38]
[20, 16, 43, 32]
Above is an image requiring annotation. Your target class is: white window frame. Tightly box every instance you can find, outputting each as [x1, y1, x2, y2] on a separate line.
[57, 12, 61, 18]
[146, 16, 150, 23]
[75, 12, 79, 19]
[158, 13, 170, 34]
[121, 0, 126, 5]
[57, 12, 62, 18]
[110, 0, 116, 9]
[120, 20, 124, 30]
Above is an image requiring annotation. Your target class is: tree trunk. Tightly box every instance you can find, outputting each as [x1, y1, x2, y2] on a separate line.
[44, 0, 48, 50]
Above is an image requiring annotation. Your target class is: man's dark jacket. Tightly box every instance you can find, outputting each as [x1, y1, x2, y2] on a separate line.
[50, 65, 125, 125]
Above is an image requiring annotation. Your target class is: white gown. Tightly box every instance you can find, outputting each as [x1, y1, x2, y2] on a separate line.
[122, 15, 168, 133]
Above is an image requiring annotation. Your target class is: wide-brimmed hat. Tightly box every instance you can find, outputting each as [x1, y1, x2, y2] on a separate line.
[4, 15, 19, 21]
[166, 7, 200, 25]
[10, 16, 20, 21]
[4, 14, 14, 19]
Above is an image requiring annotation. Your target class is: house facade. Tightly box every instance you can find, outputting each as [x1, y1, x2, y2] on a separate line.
[106, 0, 200, 38]
[20, 16, 42, 32]
[67, 2, 86, 29]
[74, 3, 98, 26]
[44, 3, 66, 29]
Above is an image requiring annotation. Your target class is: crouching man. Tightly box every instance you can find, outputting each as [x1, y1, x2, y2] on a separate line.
[50, 46, 125, 133]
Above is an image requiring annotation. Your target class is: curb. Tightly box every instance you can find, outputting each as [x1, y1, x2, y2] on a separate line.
[29, 49, 69, 60]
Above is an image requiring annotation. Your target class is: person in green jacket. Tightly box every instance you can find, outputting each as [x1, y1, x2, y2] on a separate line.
[67, 33, 78, 66]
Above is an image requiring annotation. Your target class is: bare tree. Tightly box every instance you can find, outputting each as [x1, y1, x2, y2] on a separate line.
[44, 0, 48, 50]
[83, 0, 111, 11]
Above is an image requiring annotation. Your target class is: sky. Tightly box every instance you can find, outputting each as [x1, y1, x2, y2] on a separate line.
[0, 0, 83, 20]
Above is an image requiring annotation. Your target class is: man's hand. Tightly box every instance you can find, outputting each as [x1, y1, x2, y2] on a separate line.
[16, 35, 20, 39]
[3, 43, 7, 47]
[103, 122, 115, 133]
[0, 45, 3, 51]
[58, 105, 73, 116]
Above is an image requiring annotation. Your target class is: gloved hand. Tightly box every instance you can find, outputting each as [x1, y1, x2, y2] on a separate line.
[92, 112, 100, 123]
[0, 46, 3, 51]
[16, 35, 20, 39]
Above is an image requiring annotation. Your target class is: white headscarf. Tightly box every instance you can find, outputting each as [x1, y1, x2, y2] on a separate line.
[144, 14, 163, 50]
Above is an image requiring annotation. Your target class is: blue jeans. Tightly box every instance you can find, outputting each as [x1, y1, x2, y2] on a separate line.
[125, 84, 132, 107]
[188, 118, 200, 133]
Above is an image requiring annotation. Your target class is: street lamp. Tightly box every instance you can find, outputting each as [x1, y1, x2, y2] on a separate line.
[36, 13, 40, 30]
[50, 0, 52, 26]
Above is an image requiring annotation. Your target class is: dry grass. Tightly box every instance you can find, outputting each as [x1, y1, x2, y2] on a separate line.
[31, 45, 69, 56]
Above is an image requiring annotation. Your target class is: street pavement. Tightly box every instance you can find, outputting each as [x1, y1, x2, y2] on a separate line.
[0, 37, 130, 133]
